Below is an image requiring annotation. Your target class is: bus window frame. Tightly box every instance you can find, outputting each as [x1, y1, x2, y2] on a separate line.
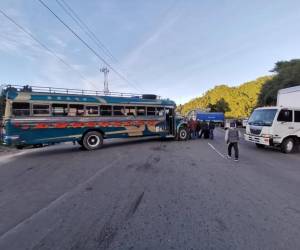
[146, 106, 156, 116]
[68, 104, 85, 117]
[52, 103, 69, 117]
[100, 105, 112, 116]
[12, 102, 31, 117]
[113, 105, 126, 116]
[137, 106, 146, 116]
[85, 105, 100, 116]
[32, 103, 51, 116]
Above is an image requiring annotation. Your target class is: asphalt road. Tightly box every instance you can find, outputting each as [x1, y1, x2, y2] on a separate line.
[0, 129, 300, 250]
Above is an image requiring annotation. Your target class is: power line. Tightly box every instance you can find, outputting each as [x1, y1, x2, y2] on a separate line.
[37, 0, 142, 92]
[0, 7, 98, 89]
[56, 0, 118, 64]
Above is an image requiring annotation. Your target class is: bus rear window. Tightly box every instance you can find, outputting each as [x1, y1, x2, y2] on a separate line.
[12, 102, 30, 116]
[52, 104, 68, 116]
[100, 105, 112, 116]
[33, 104, 50, 115]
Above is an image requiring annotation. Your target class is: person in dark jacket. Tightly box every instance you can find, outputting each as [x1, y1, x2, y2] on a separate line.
[199, 121, 209, 139]
[225, 122, 240, 161]
[208, 120, 215, 139]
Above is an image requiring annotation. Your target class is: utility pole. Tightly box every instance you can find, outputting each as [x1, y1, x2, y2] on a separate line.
[100, 67, 109, 94]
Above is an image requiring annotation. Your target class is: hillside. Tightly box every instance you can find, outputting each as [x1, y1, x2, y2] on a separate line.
[180, 76, 272, 118]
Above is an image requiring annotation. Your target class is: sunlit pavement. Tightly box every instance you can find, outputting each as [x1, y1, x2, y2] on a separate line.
[0, 129, 300, 250]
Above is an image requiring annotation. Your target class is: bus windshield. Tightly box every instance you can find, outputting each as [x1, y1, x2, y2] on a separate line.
[248, 109, 278, 126]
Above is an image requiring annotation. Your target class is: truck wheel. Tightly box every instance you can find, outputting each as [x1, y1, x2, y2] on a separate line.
[178, 127, 188, 141]
[256, 143, 265, 149]
[281, 138, 294, 153]
[82, 131, 103, 151]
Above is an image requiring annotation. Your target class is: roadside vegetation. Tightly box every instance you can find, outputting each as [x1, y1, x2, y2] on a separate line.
[179, 59, 300, 118]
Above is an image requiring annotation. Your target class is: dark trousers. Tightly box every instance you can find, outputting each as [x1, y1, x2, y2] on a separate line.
[228, 142, 239, 159]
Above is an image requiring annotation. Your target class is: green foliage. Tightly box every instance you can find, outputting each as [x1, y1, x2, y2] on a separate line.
[208, 98, 231, 113]
[181, 76, 271, 118]
[258, 59, 300, 106]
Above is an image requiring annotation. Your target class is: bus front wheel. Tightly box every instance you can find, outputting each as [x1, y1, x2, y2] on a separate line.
[82, 131, 103, 151]
[178, 127, 188, 141]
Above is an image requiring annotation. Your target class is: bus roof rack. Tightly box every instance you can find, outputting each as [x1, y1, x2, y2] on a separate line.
[2, 84, 161, 99]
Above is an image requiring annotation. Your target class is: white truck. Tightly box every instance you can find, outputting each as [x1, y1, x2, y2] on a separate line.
[244, 85, 300, 153]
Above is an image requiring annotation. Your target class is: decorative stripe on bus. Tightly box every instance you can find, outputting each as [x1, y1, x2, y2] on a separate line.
[12, 120, 162, 130]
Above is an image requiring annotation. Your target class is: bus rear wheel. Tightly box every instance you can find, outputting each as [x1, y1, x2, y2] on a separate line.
[82, 131, 103, 151]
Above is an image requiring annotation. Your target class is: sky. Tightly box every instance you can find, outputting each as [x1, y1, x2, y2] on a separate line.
[0, 0, 300, 104]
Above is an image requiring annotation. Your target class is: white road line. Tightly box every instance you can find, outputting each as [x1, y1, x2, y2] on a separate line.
[208, 142, 226, 159]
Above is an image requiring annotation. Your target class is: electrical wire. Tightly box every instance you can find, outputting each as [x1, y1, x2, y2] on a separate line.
[37, 0, 142, 92]
[0, 7, 98, 90]
[56, 0, 118, 64]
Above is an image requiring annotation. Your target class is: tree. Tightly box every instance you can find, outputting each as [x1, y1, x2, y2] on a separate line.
[258, 59, 300, 106]
[181, 76, 271, 118]
[207, 98, 230, 113]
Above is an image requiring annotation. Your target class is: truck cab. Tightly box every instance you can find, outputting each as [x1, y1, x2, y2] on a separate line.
[245, 106, 300, 153]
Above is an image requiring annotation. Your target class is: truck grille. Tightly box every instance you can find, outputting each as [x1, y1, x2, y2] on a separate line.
[250, 128, 261, 135]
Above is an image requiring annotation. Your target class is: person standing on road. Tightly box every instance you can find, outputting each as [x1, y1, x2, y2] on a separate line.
[225, 122, 240, 161]
[209, 120, 215, 139]
[199, 121, 208, 139]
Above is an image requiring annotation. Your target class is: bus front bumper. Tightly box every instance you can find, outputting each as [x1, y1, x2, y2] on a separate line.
[244, 134, 273, 146]
[2, 135, 21, 146]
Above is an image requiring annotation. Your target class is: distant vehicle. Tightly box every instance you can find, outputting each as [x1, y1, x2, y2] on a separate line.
[0, 85, 189, 150]
[244, 85, 300, 153]
[188, 110, 225, 124]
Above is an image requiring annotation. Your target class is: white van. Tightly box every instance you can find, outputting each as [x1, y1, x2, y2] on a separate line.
[244, 86, 300, 153]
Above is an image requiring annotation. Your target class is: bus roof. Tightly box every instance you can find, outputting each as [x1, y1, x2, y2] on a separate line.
[1, 84, 176, 106]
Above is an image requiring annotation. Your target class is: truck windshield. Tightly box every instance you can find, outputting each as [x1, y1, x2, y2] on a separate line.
[248, 109, 277, 126]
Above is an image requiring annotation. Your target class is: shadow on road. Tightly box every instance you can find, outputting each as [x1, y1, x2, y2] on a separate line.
[18, 137, 174, 158]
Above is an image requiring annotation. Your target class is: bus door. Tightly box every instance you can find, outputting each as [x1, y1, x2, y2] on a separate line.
[165, 108, 175, 136]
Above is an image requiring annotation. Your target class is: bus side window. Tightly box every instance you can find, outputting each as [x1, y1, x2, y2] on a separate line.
[125, 106, 136, 116]
[12, 102, 30, 116]
[147, 107, 156, 116]
[100, 105, 112, 116]
[69, 104, 84, 116]
[33, 104, 50, 116]
[277, 109, 292, 122]
[85, 106, 99, 116]
[113, 106, 125, 116]
[52, 104, 68, 116]
[156, 107, 164, 116]
[137, 107, 146, 116]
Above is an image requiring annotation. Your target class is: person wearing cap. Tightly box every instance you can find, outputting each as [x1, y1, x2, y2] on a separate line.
[225, 122, 240, 161]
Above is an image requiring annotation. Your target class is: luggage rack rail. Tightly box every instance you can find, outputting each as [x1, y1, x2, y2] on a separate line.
[1, 84, 160, 99]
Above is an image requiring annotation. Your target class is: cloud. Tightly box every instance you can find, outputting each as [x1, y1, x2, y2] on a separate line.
[123, 2, 182, 69]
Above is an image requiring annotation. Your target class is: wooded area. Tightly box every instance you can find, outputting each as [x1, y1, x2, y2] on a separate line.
[179, 59, 300, 118]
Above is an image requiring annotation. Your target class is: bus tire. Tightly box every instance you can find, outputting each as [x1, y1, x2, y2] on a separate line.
[281, 138, 294, 154]
[82, 131, 103, 151]
[178, 127, 188, 141]
[255, 143, 265, 149]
